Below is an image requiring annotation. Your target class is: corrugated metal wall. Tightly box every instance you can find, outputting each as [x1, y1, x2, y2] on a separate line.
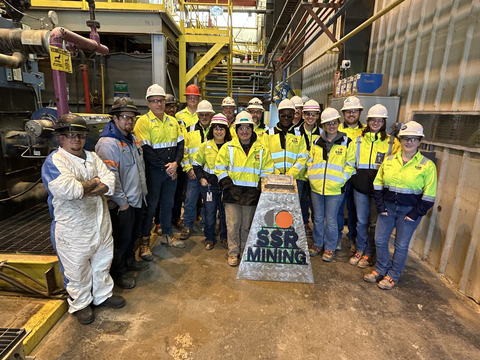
[302, 0, 480, 302]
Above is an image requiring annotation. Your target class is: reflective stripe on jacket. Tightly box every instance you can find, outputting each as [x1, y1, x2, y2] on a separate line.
[133, 111, 184, 168]
[350, 133, 400, 196]
[294, 124, 322, 181]
[182, 122, 210, 172]
[214, 137, 274, 205]
[175, 108, 198, 127]
[373, 151, 437, 220]
[306, 134, 355, 195]
[193, 139, 221, 185]
[264, 126, 308, 179]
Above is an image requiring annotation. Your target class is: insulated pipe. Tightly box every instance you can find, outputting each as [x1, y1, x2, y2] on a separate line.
[49, 27, 109, 117]
[80, 64, 91, 113]
[0, 51, 25, 68]
[285, 0, 406, 82]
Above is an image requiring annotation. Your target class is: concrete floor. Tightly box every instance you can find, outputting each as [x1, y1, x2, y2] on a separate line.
[31, 232, 480, 360]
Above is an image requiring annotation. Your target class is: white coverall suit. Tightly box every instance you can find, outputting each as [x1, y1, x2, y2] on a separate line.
[42, 147, 116, 313]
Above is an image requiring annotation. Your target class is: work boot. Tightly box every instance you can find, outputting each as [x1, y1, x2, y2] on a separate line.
[114, 274, 136, 289]
[378, 276, 395, 290]
[322, 250, 334, 262]
[357, 255, 373, 269]
[205, 241, 214, 250]
[349, 251, 364, 266]
[161, 234, 186, 248]
[154, 224, 162, 236]
[228, 255, 239, 267]
[221, 240, 228, 249]
[309, 245, 322, 257]
[364, 271, 383, 283]
[139, 237, 153, 261]
[180, 227, 191, 240]
[98, 295, 126, 309]
[75, 305, 94, 325]
[126, 259, 149, 271]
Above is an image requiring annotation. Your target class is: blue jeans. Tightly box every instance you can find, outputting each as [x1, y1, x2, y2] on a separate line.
[353, 189, 377, 256]
[374, 201, 421, 282]
[311, 191, 344, 252]
[200, 184, 227, 243]
[142, 168, 177, 236]
[337, 179, 357, 240]
[183, 178, 205, 229]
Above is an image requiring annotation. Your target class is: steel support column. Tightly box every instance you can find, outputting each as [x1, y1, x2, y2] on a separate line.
[152, 33, 167, 87]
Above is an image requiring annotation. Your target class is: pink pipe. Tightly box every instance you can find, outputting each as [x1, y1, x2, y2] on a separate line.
[49, 27, 109, 117]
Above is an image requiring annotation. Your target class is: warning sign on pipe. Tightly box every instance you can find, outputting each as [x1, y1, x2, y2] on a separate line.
[49, 46, 72, 73]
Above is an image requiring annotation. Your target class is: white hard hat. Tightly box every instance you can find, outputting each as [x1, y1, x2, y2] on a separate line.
[290, 96, 303, 107]
[234, 111, 255, 126]
[321, 107, 341, 123]
[367, 104, 388, 118]
[398, 121, 425, 138]
[222, 97, 236, 107]
[247, 97, 264, 111]
[341, 96, 363, 110]
[211, 113, 229, 126]
[145, 84, 166, 99]
[301, 95, 310, 104]
[196, 100, 215, 113]
[303, 99, 320, 112]
[278, 99, 296, 111]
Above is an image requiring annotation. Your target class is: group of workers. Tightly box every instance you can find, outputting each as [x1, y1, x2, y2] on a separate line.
[41, 84, 437, 325]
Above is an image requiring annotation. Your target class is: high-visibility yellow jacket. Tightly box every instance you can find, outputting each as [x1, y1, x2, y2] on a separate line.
[294, 124, 322, 181]
[133, 111, 184, 169]
[263, 125, 308, 179]
[182, 122, 210, 173]
[373, 151, 437, 220]
[192, 139, 223, 186]
[350, 132, 400, 195]
[215, 137, 274, 206]
[340, 122, 365, 140]
[306, 132, 355, 195]
[176, 108, 198, 127]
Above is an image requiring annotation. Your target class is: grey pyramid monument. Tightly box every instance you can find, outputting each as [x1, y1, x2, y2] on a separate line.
[236, 175, 314, 283]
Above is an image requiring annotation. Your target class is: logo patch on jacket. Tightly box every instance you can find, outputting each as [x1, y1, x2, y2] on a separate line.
[292, 138, 298, 144]
[255, 154, 261, 161]
[335, 148, 343, 155]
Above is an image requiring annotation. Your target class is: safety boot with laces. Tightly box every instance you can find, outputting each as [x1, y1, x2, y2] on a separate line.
[349, 251, 364, 266]
[357, 255, 373, 269]
[364, 270, 383, 283]
[161, 234, 185, 248]
[139, 236, 153, 261]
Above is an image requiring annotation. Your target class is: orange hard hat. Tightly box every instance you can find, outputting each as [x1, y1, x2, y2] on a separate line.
[184, 84, 200, 96]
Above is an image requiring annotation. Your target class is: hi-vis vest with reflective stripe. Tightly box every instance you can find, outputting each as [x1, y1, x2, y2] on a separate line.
[175, 108, 198, 128]
[264, 127, 308, 179]
[193, 139, 219, 176]
[341, 122, 364, 140]
[182, 123, 210, 172]
[353, 133, 400, 170]
[214, 138, 274, 188]
[307, 135, 356, 195]
[373, 151, 437, 203]
[133, 110, 183, 149]
[294, 124, 322, 181]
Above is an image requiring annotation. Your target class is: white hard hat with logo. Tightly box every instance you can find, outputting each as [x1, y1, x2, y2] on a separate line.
[321, 107, 341, 123]
[398, 121, 425, 137]
[367, 104, 388, 118]
[222, 97, 236, 107]
[247, 97, 264, 111]
[196, 100, 215, 113]
[303, 100, 320, 112]
[145, 84, 166, 99]
[290, 96, 303, 108]
[341, 96, 363, 110]
[234, 111, 255, 126]
[278, 99, 296, 111]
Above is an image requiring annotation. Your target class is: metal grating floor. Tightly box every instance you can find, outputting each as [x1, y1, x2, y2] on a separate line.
[0, 203, 55, 255]
[0, 328, 26, 357]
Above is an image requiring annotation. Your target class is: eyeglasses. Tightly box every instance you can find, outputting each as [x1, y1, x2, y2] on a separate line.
[324, 121, 339, 126]
[345, 109, 359, 114]
[400, 137, 420, 143]
[148, 99, 165, 104]
[198, 113, 211, 118]
[214, 126, 226, 131]
[304, 112, 317, 117]
[60, 133, 87, 139]
[248, 110, 262, 115]
[118, 114, 136, 122]
[368, 118, 384, 124]
[238, 126, 252, 131]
